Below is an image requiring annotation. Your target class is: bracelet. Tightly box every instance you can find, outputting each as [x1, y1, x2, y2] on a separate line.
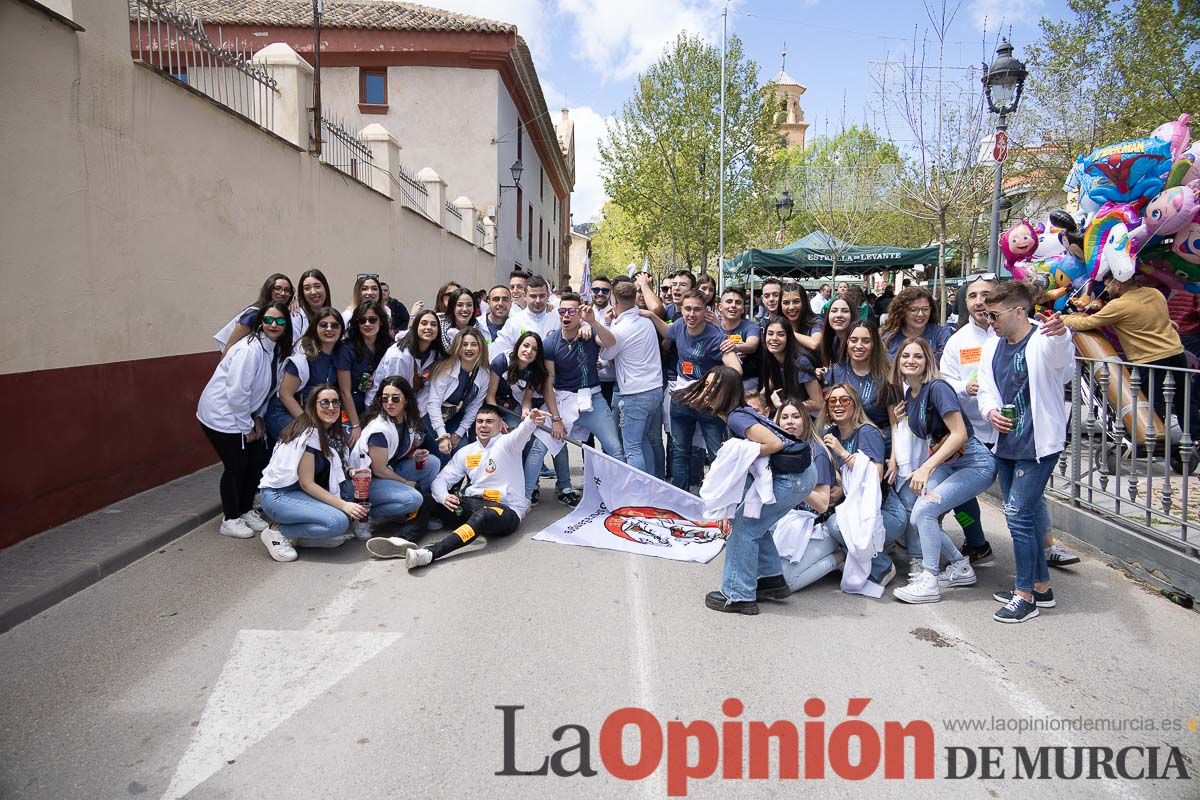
[552, 416, 563, 422]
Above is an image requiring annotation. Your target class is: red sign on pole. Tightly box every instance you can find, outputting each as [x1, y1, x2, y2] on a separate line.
[993, 130, 1009, 163]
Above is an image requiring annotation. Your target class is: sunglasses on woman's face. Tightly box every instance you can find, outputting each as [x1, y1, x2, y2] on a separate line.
[317, 321, 342, 330]
[381, 394, 404, 405]
[826, 396, 853, 408]
[317, 398, 342, 409]
[262, 316, 288, 326]
[360, 316, 380, 325]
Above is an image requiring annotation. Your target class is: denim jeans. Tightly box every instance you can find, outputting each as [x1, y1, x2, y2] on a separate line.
[365, 477, 423, 522]
[261, 485, 349, 540]
[525, 437, 573, 497]
[615, 387, 665, 479]
[575, 393, 625, 461]
[422, 412, 470, 457]
[668, 398, 725, 490]
[721, 465, 819, 602]
[263, 396, 294, 446]
[897, 437, 996, 573]
[826, 488, 909, 582]
[996, 454, 1057, 592]
[780, 533, 840, 591]
[395, 456, 441, 494]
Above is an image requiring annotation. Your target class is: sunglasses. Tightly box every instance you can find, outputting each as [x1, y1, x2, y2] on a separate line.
[357, 273, 380, 280]
[590, 287, 611, 294]
[317, 398, 342, 409]
[317, 321, 342, 330]
[360, 316, 380, 325]
[380, 394, 404, 405]
[826, 396, 853, 408]
[984, 306, 1022, 322]
[558, 307, 579, 317]
[262, 316, 288, 326]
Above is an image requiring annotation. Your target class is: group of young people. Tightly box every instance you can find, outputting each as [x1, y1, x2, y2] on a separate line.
[195, 265, 1082, 623]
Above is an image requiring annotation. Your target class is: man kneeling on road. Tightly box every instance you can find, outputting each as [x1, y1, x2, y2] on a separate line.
[366, 404, 546, 570]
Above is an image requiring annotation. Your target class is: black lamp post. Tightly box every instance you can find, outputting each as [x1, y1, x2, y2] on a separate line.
[982, 38, 1027, 273]
[500, 159, 523, 194]
[775, 189, 794, 242]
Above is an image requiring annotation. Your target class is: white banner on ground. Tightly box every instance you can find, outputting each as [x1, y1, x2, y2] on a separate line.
[533, 445, 726, 563]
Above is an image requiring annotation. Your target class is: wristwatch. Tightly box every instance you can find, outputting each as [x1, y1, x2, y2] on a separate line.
[552, 415, 563, 422]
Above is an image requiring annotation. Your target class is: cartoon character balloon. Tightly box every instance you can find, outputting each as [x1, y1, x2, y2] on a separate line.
[999, 219, 1039, 280]
[1085, 205, 1139, 283]
[1032, 217, 1067, 259]
[1127, 181, 1200, 251]
[1064, 122, 1181, 211]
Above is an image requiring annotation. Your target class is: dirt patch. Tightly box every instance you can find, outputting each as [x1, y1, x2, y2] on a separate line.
[910, 627, 953, 648]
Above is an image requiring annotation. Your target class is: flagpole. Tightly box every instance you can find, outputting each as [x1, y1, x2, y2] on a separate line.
[718, 3, 727, 294]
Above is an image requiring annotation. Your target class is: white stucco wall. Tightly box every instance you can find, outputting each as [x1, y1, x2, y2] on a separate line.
[0, 0, 494, 375]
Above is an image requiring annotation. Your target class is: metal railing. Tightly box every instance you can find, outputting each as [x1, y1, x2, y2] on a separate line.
[1051, 352, 1200, 562]
[444, 201, 463, 220]
[319, 115, 373, 184]
[129, 0, 278, 130]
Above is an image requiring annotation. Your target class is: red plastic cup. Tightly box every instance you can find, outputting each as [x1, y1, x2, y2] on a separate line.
[414, 449, 429, 470]
[352, 469, 372, 502]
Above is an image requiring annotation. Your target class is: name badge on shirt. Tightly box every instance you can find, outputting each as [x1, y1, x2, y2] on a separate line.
[960, 346, 981, 365]
[466, 453, 482, 469]
[482, 488, 502, 502]
[681, 360, 696, 377]
[727, 334, 743, 344]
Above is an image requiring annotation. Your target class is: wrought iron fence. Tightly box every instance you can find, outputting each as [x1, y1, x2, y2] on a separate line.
[1050, 351, 1200, 562]
[129, 0, 277, 130]
[444, 201, 463, 221]
[319, 115, 373, 184]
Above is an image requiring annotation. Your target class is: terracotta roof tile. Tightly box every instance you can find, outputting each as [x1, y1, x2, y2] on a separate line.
[133, 0, 515, 34]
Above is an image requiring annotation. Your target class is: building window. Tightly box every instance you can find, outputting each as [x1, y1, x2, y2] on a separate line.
[539, 218, 544, 259]
[528, 207, 533, 261]
[540, 167, 545, 202]
[517, 124, 523, 161]
[516, 187, 523, 238]
[359, 68, 387, 113]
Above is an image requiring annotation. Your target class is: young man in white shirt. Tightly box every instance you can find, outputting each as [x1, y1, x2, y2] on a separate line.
[477, 284, 520, 354]
[366, 405, 546, 569]
[510, 275, 561, 339]
[509, 269, 529, 311]
[589, 277, 666, 479]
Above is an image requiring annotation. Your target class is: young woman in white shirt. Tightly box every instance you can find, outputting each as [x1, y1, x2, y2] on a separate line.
[426, 328, 490, 456]
[197, 302, 293, 539]
[440, 287, 481, 350]
[297, 268, 333, 334]
[258, 386, 368, 562]
[367, 308, 446, 408]
[217, 273, 297, 354]
[266, 307, 344, 442]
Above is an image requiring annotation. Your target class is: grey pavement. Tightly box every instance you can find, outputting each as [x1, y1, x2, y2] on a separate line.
[1, 475, 1199, 799]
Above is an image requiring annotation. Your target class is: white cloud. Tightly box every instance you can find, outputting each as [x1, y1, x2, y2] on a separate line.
[566, 105, 611, 223]
[969, 0, 1044, 33]
[557, 0, 729, 80]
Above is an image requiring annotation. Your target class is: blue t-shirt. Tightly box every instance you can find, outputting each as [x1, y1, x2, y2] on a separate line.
[795, 351, 818, 386]
[887, 323, 951, 362]
[726, 407, 809, 461]
[483, 316, 505, 342]
[305, 446, 331, 488]
[665, 320, 726, 383]
[334, 344, 382, 413]
[664, 303, 682, 322]
[284, 350, 337, 401]
[367, 425, 414, 470]
[834, 423, 887, 465]
[827, 364, 890, 429]
[543, 329, 600, 392]
[905, 379, 973, 440]
[993, 328, 1037, 460]
[795, 443, 834, 514]
[489, 353, 537, 408]
[237, 306, 259, 326]
[721, 319, 759, 381]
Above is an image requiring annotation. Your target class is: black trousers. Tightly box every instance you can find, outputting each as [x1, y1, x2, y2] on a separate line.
[428, 496, 520, 560]
[201, 423, 268, 521]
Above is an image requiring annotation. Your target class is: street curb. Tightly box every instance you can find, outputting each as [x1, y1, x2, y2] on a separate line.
[0, 468, 222, 635]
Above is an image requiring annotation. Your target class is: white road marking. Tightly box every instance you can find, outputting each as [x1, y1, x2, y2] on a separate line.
[160, 560, 401, 800]
[624, 557, 668, 799]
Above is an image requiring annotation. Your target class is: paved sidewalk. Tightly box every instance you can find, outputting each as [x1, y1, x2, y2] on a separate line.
[0, 465, 221, 633]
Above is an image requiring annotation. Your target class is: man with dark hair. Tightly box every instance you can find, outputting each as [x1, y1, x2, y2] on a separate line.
[665, 270, 697, 321]
[478, 284, 519, 353]
[589, 275, 617, 407]
[810, 283, 832, 315]
[756, 278, 783, 325]
[978, 281, 1073, 623]
[718, 287, 760, 389]
[511, 275, 560, 338]
[509, 269, 529, 310]
[366, 405, 546, 569]
[379, 280, 410, 335]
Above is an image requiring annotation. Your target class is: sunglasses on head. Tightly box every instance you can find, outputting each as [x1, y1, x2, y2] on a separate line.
[357, 273, 380, 280]
[262, 316, 288, 326]
[317, 398, 342, 409]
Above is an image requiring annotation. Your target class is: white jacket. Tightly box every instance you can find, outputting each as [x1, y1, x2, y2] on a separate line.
[700, 438, 775, 520]
[260, 428, 345, 495]
[772, 509, 823, 563]
[978, 321, 1075, 462]
[348, 415, 400, 471]
[426, 361, 490, 439]
[367, 344, 435, 410]
[476, 314, 521, 355]
[510, 306, 561, 339]
[835, 455, 885, 598]
[432, 416, 539, 519]
[940, 320, 998, 445]
[196, 333, 280, 434]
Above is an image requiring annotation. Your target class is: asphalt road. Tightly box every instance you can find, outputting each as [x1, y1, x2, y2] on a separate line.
[1, 496, 1198, 800]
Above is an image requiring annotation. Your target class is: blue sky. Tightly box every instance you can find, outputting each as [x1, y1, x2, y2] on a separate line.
[428, 0, 1072, 222]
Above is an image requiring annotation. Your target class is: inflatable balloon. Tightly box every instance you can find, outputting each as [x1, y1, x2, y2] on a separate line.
[1128, 180, 1200, 251]
[1049, 208, 1087, 260]
[1172, 218, 1200, 265]
[1032, 217, 1067, 259]
[1066, 132, 1175, 210]
[1085, 205, 1139, 282]
[1151, 114, 1192, 160]
[999, 219, 1038, 280]
[1039, 252, 1091, 310]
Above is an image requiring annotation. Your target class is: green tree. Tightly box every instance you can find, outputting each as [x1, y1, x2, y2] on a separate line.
[1013, 0, 1200, 197]
[599, 32, 782, 275]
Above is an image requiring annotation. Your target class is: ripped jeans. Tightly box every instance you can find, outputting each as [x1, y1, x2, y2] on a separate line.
[996, 454, 1058, 593]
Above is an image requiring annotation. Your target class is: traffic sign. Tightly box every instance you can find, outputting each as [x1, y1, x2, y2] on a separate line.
[993, 130, 1009, 163]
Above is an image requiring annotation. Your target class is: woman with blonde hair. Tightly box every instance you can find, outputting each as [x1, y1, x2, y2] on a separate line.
[426, 328, 490, 456]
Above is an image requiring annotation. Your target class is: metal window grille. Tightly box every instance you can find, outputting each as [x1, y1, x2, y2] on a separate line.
[319, 114, 373, 184]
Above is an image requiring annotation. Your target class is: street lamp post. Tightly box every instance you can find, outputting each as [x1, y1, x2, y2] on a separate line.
[774, 189, 794, 242]
[982, 38, 1028, 274]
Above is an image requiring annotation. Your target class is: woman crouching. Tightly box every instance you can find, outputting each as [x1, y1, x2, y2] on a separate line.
[675, 366, 818, 615]
[257, 385, 368, 562]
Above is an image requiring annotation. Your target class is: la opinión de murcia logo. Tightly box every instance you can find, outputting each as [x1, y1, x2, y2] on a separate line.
[496, 700, 1192, 796]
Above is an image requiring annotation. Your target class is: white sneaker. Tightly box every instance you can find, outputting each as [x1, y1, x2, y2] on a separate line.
[893, 569, 941, 604]
[260, 527, 298, 562]
[219, 518, 255, 539]
[937, 556, 977, 588]
[405, 547, 434, 570]
[352, 520, 373, 540]
[366, 536, 418, 559]
[240, 510, 269, 532]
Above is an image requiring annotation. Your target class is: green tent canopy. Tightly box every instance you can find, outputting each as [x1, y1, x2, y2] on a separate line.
[724, 237, 947, 277]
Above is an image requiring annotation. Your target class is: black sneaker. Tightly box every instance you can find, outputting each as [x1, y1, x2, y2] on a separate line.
[993, 587, 1056, 608]
[1045, 544, 1081, 567]
[993, 594, 1040, 623]
[557, 488, 581, 507]
[704, 590, 759, 615]
[962, 542, 995, 567]
[529, 488, 540, 506]
[756, 575, 791, 601]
